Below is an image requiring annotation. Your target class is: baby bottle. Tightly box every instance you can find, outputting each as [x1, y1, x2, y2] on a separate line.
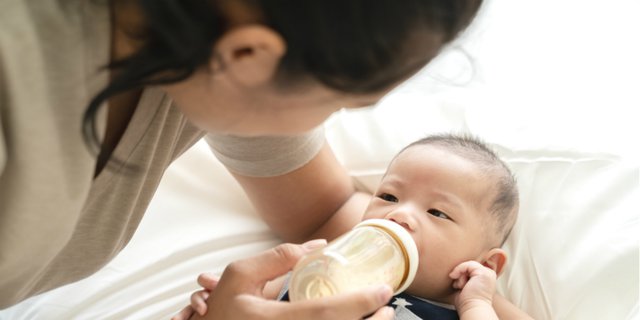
[289, 219, 419, 301]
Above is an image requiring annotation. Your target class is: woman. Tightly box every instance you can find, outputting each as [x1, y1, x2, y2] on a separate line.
[0, 0, 482, 318]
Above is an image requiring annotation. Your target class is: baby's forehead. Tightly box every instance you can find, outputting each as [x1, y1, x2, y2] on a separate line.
[395, 143, 470, 164]
[391, 147, 500, 200]
[390, 144, 486, 175]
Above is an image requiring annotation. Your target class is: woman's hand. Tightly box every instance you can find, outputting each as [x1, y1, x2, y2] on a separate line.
[175, 240, 395, 320]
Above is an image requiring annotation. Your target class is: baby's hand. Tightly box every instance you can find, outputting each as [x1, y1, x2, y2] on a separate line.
[171, 272, 219, 320]
[449, 261, 496, 314]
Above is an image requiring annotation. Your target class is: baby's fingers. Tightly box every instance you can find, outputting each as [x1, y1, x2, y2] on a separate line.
[171, 305, 195, 320]
[451, 274, 469, 289]
[190, 290, 210, 316]
[197, 272, 220, 290]
[449, 261, 481, 289]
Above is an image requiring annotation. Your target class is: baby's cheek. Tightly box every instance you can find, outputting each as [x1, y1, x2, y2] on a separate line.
[361, 209, 384, 221]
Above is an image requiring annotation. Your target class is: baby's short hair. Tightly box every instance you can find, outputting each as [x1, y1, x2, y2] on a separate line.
[401, 133, 519, 246]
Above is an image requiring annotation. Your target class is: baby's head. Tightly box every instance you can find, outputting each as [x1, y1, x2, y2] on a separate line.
[362, 133, 519, 303]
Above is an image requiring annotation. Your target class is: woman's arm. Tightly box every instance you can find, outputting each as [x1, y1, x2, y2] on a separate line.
[230, 141, 369, 243]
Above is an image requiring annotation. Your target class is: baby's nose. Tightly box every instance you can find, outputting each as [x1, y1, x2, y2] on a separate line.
[384, 205, 418, 232]
[389, 218, 412, 231]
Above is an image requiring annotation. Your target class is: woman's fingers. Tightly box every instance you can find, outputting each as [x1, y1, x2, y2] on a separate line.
[366, 306, 395, 320]
[221, 240, 327, 290]
[267, 284, 393, 320]
[190, 241, 332, 320]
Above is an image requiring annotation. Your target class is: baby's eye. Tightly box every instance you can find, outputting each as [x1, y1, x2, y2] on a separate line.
[378, 193, 398, 203]
[428, 209, 451, 220]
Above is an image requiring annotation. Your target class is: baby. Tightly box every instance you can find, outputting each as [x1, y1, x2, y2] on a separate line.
[350, 133, 518, 319]
[184, 133, 519, 319]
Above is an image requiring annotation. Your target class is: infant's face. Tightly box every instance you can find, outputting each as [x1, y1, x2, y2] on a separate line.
[362, 144, 496, 303]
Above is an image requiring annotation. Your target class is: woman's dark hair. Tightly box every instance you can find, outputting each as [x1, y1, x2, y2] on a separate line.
[84, 0, 483, 154]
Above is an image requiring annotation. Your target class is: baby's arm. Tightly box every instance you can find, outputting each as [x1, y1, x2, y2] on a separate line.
[493, 294, 534, 319]
[449, 261, 499, 320]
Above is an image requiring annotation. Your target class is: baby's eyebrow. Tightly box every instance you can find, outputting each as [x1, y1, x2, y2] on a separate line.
[381, 177, 403, 188]
[430, 191, 465, 211]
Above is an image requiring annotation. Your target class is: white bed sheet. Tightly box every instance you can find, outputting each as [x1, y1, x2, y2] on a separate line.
[1, 0, 638, 319]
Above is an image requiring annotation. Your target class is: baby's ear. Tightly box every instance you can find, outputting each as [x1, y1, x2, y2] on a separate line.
[482, 248, 507, 277]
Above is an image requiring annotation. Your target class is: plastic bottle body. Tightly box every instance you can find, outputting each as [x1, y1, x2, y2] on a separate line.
[289, 219, 418, 301]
